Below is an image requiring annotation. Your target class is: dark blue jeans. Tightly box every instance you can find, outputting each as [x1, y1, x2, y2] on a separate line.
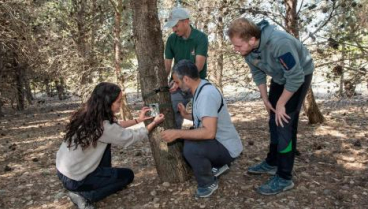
[265, 74, 312, 180]
[183, 139, 234, 187]
[57, 144, 134, 202]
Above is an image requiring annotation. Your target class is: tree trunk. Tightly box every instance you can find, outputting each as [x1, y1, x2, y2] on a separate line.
[284, 0, 299, 38]
[0, 100, 3, 117]
[56, 78, 65, 100]
[44, 78, 51, 97]
[284, 0, 324, 124]
[131, 0, 190, 183]
[15, 61, 25, 111]
[214, 3, 225, 92]
[24, 73, 33, 104]
[0, 92, 3, 117]
[339, 43, 345, 97]
[112, 0, 132, 120]
[303, 89, 325, 124]
[72, 0, 92, 86]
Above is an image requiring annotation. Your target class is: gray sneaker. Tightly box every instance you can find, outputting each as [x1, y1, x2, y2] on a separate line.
[247, 160, 277, 175]
[68, 191, 95, 209]
[195, 179, 219, 198]
[212, 164, 229, 177]
[257, 175, 294, 195]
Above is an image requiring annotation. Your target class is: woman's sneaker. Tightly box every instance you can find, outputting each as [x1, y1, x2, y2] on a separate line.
[195, 179, 219, 198]
[212, 164, 229, 177]
[67, 191, 95, 209]
[247, 160, 277, 175]
[257, 175, 294, 195]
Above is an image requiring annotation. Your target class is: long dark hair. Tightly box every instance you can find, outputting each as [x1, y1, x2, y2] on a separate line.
[64, 82, 121, 150]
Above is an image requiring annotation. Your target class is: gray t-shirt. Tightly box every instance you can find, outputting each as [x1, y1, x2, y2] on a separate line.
[193, 80, 243, 158]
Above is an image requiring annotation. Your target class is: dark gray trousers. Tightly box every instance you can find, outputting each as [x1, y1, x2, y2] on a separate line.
[183, 139, 234, 187]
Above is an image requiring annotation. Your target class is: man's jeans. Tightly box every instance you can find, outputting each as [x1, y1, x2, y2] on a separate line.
[57, 144, 134, 202]
[171, 89, 192, 129]
[183, 139, 234, 187]
[266, 74, 313, 180]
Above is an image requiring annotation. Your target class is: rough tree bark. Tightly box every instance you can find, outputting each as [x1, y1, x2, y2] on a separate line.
[131, 0, 190, 183]
[24, 72, 33, 104]
[44, 78, 51, 97]
[111, 0, 133, 120]
[214, 2, 225, 93]
[14, 59, 25, 111]
[284, 0, 325, 124]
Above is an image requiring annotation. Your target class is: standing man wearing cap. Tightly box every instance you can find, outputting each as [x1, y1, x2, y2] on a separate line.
[164, 7, 209, 129]
[227, 18, 314, 195]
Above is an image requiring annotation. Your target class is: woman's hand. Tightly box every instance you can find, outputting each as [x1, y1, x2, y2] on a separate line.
[146, 114, 165, 132]
[138, 107, 153, 122]
[153, 113, 165, 125]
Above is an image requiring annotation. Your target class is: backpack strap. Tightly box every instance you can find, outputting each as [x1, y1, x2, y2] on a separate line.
[192, 83, 224, 128]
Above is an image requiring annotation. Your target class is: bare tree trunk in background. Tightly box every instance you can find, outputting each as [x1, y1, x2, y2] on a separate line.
[111, 0, 132, 120]
[0, 97, 3, 117]
[303, 89, 325, 123]
[284, 0, 324, 124]
[72, 0, 92, 86]
[131, 0, 190, 183]
[24, 74, 33, 105]
[15, 60, 25, 110]
[284, 0, 299, 38]
[56, 78, 65, 100]
[44, 78, 51, 97]
[339, 45, 345, 97]
[213, 2, 225, 93]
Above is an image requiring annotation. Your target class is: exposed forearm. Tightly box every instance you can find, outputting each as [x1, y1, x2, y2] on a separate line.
[146, 121, 158, 132]
[176, 127, 215, 140]
[164, 59, 173, 78]
[258, 84, 269, 102]
[119, 119, 141, 128]
[277, 89, 294, 106]
[195, 55, 206, 72]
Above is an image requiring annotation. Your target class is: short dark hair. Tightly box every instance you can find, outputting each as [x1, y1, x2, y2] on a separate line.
[172, 60, 199, 80]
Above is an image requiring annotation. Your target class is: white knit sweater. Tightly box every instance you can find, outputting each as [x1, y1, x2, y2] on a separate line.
[56, 121, 148, 181]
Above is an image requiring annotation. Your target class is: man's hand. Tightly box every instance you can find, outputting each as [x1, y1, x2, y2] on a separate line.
[161, 129, 180, 143]
[177, 103, 188, 117]
[262, 99, 276, 115]
[169, 80, 179, 93]
[275, 104, 290, 127]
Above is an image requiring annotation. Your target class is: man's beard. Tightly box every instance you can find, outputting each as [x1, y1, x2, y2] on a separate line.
[180, 85, 191, 94]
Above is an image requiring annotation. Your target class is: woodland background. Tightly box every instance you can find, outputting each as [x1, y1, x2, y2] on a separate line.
[1, 0, 368, 208]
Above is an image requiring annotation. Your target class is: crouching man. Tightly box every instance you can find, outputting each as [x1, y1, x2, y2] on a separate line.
[161, 60, 243, 198]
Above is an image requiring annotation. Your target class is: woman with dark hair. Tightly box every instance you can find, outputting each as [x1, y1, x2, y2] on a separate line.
[56, 82, 164, 209]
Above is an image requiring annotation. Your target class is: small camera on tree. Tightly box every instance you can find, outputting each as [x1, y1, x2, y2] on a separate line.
[149, 103, 159, 117]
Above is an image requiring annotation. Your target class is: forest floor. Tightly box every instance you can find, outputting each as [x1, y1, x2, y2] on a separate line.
[0, 94, 368, 209]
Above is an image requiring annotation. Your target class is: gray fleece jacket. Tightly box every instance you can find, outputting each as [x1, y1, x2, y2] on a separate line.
[245, 20, 314, 92]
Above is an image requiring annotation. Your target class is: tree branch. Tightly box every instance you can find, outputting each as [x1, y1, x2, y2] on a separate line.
[302, 1, 337, 43]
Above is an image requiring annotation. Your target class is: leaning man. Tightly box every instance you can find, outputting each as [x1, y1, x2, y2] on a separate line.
[227, 18, 314, 195]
